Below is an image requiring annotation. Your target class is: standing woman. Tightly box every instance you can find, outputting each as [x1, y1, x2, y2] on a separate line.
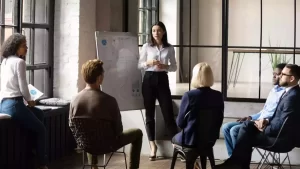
[0, 33, 48, 169]
[138, 21, 178, 161]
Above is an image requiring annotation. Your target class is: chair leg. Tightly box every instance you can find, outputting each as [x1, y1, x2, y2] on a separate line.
[82, 150, 85, 169]
[256, 149, 266, 169]
[185, 157, 197, 169]
[287, 153, 292, 169]
[170, 149, 179, 169]
[200, 155, 207, 169]
[123, 150, 128, 169]
[185, 152, 197, 169]
[208, 147, 215, 167]
[258, 151, 271, 169]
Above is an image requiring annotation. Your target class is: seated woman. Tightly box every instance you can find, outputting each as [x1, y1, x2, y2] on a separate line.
[172, 62, 224, 167]
[0, 33, 48, 169]
[69, 59, 143, 169]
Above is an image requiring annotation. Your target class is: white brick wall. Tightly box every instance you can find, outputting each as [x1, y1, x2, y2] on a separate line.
[53, 0, 123, 100]
[53, 0, 80, 100]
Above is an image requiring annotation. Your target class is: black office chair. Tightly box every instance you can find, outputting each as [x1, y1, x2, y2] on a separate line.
[70, 117, 127, 169]
[170, 107, 224, 169]
[254, 117, 294, 169]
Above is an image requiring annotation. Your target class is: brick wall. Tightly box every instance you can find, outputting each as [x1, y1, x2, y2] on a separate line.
[53, 0, 125, 100]
[53, 0, 80, 100]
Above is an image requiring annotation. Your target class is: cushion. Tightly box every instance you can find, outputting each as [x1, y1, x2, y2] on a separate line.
[39, 98, 70, 106]
[0, 113, 11, 119]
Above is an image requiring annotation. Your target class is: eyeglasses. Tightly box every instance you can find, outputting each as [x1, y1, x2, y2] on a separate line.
[281, 73, 293, 76]
[273, 72, 281, 76]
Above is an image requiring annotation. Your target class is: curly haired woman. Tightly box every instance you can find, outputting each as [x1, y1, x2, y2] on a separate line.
[0, 33, 48, 169]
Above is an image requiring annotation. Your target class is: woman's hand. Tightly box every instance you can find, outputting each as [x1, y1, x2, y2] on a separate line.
[27, 100, 36, 107]
[146, 59, 160, 66]
[157, 64, 169, 70]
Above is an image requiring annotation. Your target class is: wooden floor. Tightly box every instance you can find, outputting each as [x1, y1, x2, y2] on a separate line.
[49, 152, 300, 169]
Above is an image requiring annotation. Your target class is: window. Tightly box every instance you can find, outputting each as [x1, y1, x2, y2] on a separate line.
[226, 0, 298, 101]
[157, 0, 299, 102]
[0, 0, 54, 97]
[138, 0, 158, 45]
[0, 0, 18, 44]
[159, 0, 222, 97]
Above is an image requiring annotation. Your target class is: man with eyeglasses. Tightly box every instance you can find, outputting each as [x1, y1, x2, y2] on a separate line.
[222, 63, 286, 157]
[215, 64, 300, 169]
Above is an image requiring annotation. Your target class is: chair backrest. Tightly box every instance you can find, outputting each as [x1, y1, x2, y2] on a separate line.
[276, 117, 300, 149]
[70, 117, 116, 155]
[268, 117, 289, 148]
[189, 107, 223, 149]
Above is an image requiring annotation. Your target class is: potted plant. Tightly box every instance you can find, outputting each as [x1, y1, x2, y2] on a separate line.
[268, 39, 290, 70]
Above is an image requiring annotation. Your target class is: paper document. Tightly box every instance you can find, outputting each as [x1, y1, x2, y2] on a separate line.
[28, 84, 44, 101]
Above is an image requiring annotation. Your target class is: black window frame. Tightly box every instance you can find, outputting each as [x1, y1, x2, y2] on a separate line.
[160, 0, 298, 103]
[138, 0, 159, 46]
[0, 0, 54, 98]
[223, 0, 297, 102]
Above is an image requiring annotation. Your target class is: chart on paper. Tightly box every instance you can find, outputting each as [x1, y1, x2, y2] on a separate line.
[95, 31, 144, 111]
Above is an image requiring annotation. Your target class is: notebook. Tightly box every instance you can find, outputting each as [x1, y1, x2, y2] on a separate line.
[28, 84, 44, 101]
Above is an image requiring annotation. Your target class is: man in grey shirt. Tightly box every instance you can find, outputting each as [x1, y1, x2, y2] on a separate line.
[69, 59, 143, 169]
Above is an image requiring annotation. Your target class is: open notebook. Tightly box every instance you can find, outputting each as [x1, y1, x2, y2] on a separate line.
[23, 84, 45, 107]
[28, 84, 44, 101]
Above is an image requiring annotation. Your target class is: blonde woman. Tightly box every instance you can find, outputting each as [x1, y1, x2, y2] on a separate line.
[172, 63, 224, 168]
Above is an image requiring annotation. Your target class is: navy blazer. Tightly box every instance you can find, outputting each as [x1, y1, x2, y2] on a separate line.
[264, 85, 300, 142]
[173, 87, 224, 147]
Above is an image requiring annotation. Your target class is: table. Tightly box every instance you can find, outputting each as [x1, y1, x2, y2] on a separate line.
[227, 48, 300, 88]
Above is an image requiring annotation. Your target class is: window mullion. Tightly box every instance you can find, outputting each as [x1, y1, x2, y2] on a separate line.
[30, 70, 34, 85]
[32, 0, 36, 24]
[0, 0, 5, 44]
[0, 0, 4, 24]
[143, 0, 150, 43]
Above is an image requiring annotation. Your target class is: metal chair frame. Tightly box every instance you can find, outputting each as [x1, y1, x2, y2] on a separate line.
[254, 117, 292, 169]
[80, 147, 127, 169]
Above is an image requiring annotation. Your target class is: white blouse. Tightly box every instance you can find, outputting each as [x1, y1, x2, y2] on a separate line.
[0, 56, 31, 101]
[138, 43, 177, 72]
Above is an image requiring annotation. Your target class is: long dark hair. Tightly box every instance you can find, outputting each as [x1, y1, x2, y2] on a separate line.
[149, 21, 170, 48]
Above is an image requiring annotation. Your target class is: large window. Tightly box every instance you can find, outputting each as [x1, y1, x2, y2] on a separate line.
[0, 0, 18, 46]
[138, 0, 158, 45]
[0, 0, 54, 97]
[226, 0, 298, 102]
[144, 0, 300, 102]
[175, 0, 223, 97]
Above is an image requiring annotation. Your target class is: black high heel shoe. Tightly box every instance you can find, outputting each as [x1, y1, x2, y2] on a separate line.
[149, 155, 157, 161]
[149, 145, 157, 161]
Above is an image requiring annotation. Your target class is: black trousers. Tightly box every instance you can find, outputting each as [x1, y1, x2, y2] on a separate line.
[142, 71, 178, 141]
[230, 121, 275, 167]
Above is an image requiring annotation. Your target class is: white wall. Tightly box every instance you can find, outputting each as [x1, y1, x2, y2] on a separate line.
[54, 0, 81, 99]
[53, 0, 123, 100]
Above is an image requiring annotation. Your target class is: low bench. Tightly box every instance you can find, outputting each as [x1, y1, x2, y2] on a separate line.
[0, 105, 76, 169]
